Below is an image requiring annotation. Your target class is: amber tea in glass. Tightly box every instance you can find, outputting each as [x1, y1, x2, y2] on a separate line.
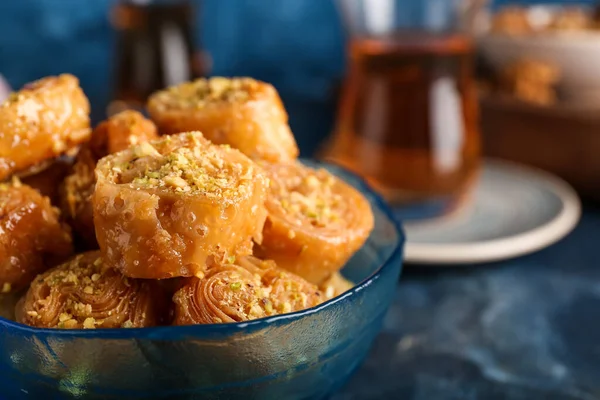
[323, 1, 481, 216]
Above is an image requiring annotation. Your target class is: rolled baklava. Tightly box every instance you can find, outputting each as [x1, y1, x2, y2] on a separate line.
[255, 162, 374, 284]
[17, 252, 164, 329]
[0, 181, 73, 293]
[93, 132, 268, 279]
[172, 256, 323, 325]
[0, 74, 90, 180]
[89, 109, 159, 156]
[60, 110, 159, 248]
[147, 77, 299, 163]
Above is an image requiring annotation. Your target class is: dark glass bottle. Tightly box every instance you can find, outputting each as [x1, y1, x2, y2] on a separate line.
[108, 0, 205, 116]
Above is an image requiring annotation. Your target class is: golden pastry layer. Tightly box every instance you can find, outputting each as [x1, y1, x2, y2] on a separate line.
[172, 256, 324, 325]
[17, 252, 164, 329]
[60, 111, 159, 248]
[93, 131, 268, 279]
[17, 154, 76, 205]
[147, 77, 299, 163]
[60, 148, 99, 248]
[90, 110, 159, 156]
[254, 162, 374, 284]
[0, 74, 90, 180]
[0, 181, 73, 292]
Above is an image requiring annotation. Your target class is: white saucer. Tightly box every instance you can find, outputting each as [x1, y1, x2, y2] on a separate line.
[402, 159, 581, 265]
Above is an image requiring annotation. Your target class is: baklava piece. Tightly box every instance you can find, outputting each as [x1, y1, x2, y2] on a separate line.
[0, 74, 90, 180]
[148, 77, 299, 163]
[254, 162, 374, 285]
[0, 181, 73, 293]
[60, 110, 159, 248]
[17, 252, 164, 329]
[172, 256, 323, 325]
[93, 132, 268, 279]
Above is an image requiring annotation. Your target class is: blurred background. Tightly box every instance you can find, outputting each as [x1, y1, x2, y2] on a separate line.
[0, 0, 595, 157]
[0, 0, 348, 155]
[2, 0, 600, 219]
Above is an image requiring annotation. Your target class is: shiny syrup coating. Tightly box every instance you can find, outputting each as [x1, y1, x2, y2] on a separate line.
[60, 110, 159, 249]
[147, 77, 298, 163]
[89, 110, 160, 156]
[60, 148, 99, 249]
[0, 74, 91, 180]
[172, 256, 324, 325]
[0, 182, 73, 292]
[93, 132, 268, 279]
[17, 153, 76, 206]
[17, 251, 165, 329]
[254, 161, 374, 285]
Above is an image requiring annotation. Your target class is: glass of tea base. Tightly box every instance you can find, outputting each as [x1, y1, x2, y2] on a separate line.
[322, 0, 482, 219]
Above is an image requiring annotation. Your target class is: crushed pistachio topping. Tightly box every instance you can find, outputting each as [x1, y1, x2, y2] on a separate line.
[58, 319, 78, 329]
[280, 302, 292, 313]
[1, 283, 11, 293]
[133, 141, 161, 158]
[153, 77, 260, 110]
[195, 271, 205, 279]
[59, 313, 72, 322]
[26, 254, 139, 329]
[206, 261, 323, 321]
[263, 299, 273, 313]
[118, 135, 253, 199]
[273, 167, 342, 227]
[83, 317, 96, 329]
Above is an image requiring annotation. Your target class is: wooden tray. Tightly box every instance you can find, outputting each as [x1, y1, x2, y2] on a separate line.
[481, 96, 600, 201]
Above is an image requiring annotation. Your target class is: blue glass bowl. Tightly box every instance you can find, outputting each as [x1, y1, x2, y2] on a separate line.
[0, 161, 404, 400]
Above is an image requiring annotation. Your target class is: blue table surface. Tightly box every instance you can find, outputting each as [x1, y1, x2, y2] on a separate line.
[333, 206, 600, 400]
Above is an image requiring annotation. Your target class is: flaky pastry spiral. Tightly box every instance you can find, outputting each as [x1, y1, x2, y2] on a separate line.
[173, 256, 324, 325]
[93, 132, 268, 279]
[17, 252, 164, 329]
[148, 77, 298, 163]
[254, 162, 374, 284]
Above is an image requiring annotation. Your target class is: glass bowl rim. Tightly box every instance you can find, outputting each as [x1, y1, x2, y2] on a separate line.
[0, 160, 404, 339]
